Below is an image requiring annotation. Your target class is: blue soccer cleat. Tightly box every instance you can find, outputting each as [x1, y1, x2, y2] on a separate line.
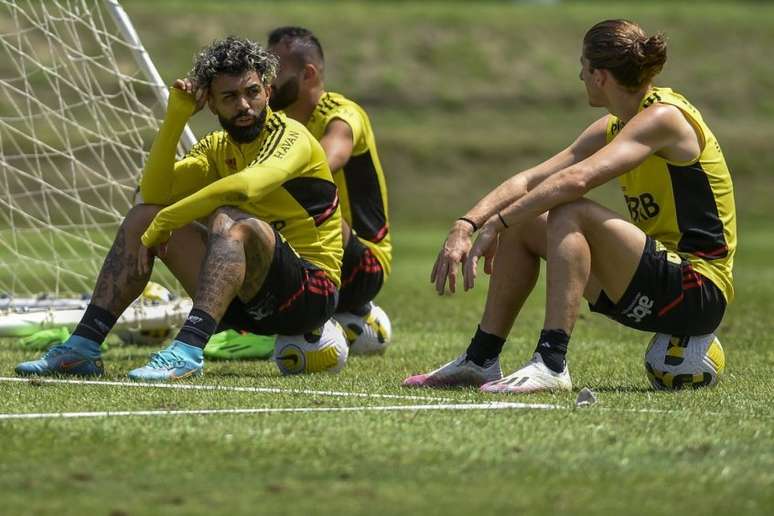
[128, 341, 203, 382]
[15, 336, 104, 377]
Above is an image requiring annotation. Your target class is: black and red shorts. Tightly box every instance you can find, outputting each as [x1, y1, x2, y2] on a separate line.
[219, 232, 338, 336]
[336, 235, 385, 313]
[589, 236, 726, 335]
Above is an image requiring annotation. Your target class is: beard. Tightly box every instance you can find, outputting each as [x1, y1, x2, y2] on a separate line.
[269, 76, 300, 111]
[218, 107, 267, 144]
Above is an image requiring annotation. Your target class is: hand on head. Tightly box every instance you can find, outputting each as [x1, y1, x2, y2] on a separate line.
[173, 78, 208, 113]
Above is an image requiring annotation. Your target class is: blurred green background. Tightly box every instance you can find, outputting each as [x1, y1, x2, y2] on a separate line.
[121, 0, 774, 225]
[2, 0, 770, 296]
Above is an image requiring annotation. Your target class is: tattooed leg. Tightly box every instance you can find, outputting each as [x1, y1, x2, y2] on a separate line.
[193, 207, 275, 321]
[90, 204, 163, 315]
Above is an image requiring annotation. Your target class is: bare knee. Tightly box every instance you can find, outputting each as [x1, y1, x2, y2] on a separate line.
[498, 213, 548, 258]
[207, 207, 274, 251]
[207, 207, 239, 236]
[230, 220, 274, 252]
[546, 199, 592, 234]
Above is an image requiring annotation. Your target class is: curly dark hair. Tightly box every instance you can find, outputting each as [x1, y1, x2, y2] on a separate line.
[188, 36, 278, 90]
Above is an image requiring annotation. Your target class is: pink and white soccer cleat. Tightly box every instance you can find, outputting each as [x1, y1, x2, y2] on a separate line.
[480, 353, 572, 394]
[402, 354, 502, 388]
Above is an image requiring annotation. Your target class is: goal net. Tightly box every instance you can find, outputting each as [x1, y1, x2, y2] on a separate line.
[0, 0, 194, 336]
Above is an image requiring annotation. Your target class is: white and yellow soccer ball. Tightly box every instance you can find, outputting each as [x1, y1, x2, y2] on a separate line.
[335, 304, 392, 355]
[139, 281, 173, 304]
[274, 319, 348, 375]
[116, 282, 175, 345]
[644, 333, 726, 390]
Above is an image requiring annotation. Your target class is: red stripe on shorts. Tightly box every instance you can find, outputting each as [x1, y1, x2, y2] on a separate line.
[693, 245, 728, 258]
[341, 248, 383, 288]
[277, 270, 336, 312]
[658, 292, 685, 317]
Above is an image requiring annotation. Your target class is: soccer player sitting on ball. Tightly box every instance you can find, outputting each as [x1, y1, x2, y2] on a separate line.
[16, 36, 343, 381]
[209, 26, 394, 359]
[404, 19, 736, 393]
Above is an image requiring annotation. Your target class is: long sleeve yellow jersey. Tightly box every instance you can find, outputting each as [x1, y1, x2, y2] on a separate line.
[139, 88, 343, 287]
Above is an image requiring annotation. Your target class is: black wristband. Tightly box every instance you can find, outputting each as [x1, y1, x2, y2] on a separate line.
[457, 217, 478, 232]
[497, 212, 509, 229]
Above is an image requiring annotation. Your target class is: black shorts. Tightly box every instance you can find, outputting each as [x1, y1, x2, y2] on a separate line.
[336, 235, 385, 313]
[589, 236, 726, 335]
[219, 232, 338, 336]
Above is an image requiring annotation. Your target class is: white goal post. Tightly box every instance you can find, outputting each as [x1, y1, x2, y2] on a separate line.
[0, 0, 194, 336]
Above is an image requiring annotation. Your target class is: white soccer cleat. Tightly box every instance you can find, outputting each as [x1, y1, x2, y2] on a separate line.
[402, 353, 502, 388]
[480, 353, 572, 394]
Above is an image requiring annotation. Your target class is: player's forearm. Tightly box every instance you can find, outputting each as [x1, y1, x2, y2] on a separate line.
[140, 166, 290, 247]
[496, 164, 590, 229]
[461, 175, 529, 229]
[139, 88, 196, 204]
[460, 148, 576, 228]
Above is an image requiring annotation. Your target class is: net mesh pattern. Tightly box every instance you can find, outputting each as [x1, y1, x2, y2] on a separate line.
[0, 0, 180, 299]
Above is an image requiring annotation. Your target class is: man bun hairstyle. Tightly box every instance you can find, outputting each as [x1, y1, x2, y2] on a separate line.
[189, 36, 278, 90]
[583, 19, 667, 90]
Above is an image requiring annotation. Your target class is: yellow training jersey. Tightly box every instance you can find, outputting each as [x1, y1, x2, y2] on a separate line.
[606, 87, 736, 302]
[139, 88, 343, 286]
[304, 91, 392, 278]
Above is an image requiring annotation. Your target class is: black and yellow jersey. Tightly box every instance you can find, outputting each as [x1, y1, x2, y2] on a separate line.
[139, 88, 343, 286]
[304, 91, 391, 278]
[606, 87, 736, 302]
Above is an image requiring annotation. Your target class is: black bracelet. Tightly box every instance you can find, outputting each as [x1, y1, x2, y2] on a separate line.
[497, 212, 509, 229]
[457, 217, 478, 232]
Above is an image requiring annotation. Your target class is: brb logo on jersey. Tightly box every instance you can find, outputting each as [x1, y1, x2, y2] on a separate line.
[624, 292, 654, 324]
[625, 193, 660, 223]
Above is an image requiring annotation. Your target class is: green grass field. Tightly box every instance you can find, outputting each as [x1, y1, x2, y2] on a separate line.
[1, 224, 773, 515]
[2, 1, 774, 514]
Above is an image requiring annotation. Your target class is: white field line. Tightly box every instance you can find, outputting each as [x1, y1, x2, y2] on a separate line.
[1, 377, 743, 419]
[0, 401, 561, 421]
[0, 375, 459, 403]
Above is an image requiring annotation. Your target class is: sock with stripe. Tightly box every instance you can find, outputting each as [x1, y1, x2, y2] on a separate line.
[174, 308, 218, 349]
[72, 303, 117, 347]
[535, 328, 569, 373]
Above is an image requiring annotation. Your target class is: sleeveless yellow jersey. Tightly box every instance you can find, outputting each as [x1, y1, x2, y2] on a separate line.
[606, 87, 736, 302]
[304, 91, 392, 278]
[139, 88, 343, 286]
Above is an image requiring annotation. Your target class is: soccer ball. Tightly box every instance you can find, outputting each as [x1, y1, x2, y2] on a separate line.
[334, 304, 392, 355]
[274, 319, 348, 375]
[116, 327, 173, 346]
[644, 333, 726, 390]
[140, 281, 173, 304]
[115, 282, 175, 345]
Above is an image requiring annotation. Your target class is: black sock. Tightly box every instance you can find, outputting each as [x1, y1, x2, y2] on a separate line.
[465, 325, 506, 367]
[72, 304, 118, 343]
[535, 329, 569, 373]
[174, 309, 218, 349]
